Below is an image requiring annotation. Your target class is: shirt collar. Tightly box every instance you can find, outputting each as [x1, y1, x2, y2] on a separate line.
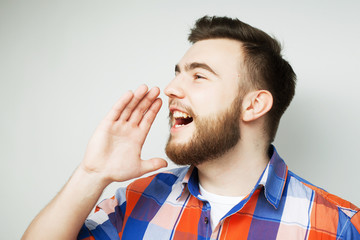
[177, 145, 288, 209]
[177, 165, 198, 200]
[257, 145, 288, 208]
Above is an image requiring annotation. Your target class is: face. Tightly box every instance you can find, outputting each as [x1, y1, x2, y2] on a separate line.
[164, 39, 245, 165]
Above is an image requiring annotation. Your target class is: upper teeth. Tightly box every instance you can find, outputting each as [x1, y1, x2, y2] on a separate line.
[173, 111, 191, 118]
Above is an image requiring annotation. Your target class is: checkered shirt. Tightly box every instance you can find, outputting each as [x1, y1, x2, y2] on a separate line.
[78, 146, 360, 239]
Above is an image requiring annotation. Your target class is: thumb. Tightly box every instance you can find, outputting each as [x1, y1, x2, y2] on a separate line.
[139, 158, 168, 175]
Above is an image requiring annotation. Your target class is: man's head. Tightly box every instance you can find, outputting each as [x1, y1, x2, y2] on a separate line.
[165, 16, 296, 165]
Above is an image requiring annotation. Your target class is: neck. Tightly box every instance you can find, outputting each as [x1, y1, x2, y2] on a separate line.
[196, 139, 269, 197]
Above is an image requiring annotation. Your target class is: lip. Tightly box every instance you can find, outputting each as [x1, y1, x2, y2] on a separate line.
[169, 105, 189, 114]
[169, 105, 194, 133]
[170, 122, 192, 133]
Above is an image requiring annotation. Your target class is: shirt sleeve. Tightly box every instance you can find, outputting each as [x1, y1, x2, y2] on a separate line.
[77, 187, 127, 240]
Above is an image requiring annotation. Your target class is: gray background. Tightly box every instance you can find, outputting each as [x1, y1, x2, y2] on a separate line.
[1, 0, 359, 239]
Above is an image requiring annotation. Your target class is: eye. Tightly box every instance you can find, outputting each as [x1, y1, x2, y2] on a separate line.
[194, 74, 205, 80]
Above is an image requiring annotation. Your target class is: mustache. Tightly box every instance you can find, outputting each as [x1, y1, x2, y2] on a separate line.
[168, 99, 196, 118]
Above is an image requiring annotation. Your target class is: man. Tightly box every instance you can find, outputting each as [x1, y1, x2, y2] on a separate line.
[22, 16, 359, 239]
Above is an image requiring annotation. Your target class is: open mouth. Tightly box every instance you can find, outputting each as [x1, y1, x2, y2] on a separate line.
[172, 110, 193, 128]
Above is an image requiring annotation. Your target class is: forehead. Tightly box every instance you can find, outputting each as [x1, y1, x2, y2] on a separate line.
[178, 39, 244, 74]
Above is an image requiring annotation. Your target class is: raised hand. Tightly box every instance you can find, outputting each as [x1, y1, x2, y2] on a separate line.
[81, 84, 168, 184]
[21, 84, 168, 240]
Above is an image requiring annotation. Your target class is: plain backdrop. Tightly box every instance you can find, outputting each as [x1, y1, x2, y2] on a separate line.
[1, 0, 359, 239]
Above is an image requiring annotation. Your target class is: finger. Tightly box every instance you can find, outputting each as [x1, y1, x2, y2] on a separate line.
[128, 87, 160, 124]
[119, 84, 149, 122]
[104, 91, 134, 121]
[139, 158, 168, 176]
[139, 98, 162, 131]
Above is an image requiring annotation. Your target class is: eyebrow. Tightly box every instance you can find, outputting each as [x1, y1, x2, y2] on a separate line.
[175, 62, 219, 76]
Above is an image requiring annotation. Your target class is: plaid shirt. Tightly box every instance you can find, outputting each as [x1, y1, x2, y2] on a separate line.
[78, 146, 360, 239]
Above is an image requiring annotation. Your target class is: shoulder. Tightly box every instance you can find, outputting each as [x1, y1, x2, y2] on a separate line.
[124, 166, 190, 196]
[112, 166, 190, 216]
[113, 166, 189, 202]
[286, 170, 360, 238]
[287, 170, 359, 213]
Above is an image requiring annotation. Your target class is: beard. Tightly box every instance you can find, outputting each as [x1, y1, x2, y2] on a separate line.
[165, 95, 242, 166]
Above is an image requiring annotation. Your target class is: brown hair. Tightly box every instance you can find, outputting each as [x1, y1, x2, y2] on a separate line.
[188, 16, 296, 142]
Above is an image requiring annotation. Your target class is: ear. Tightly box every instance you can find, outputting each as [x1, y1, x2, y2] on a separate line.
[242, 90, 273, 122]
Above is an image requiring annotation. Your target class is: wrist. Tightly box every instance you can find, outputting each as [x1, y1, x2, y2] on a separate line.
[72, 165, 111, 193]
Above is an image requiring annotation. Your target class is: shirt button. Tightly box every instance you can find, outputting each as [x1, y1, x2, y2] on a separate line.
[204, 217, 209, 224]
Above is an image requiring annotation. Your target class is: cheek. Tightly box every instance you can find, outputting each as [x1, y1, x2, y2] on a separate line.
[188, 81, 239, 116]
[191, 89, 230, 116]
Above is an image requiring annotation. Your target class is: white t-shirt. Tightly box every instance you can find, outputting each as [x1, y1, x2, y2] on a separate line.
[199, 184, 244, 230]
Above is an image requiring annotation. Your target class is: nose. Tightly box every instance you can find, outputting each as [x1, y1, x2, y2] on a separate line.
[164, 77, 185, 99]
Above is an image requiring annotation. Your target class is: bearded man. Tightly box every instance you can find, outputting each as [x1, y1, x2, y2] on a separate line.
[22, 16, 360, 240]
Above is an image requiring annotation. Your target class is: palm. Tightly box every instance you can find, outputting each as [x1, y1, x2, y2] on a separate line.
[81, 85, 167, 183]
